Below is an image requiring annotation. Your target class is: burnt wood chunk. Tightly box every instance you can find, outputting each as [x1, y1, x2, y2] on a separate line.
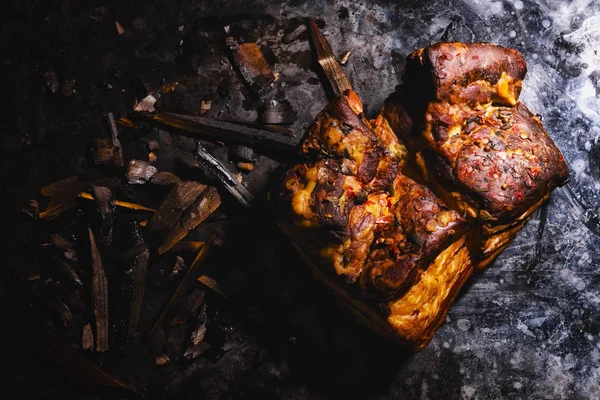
[91, 138, 121, 166]
[226, 39, 276, 97]
[127, 160, 158, 184]
[150, 112, 298, 154]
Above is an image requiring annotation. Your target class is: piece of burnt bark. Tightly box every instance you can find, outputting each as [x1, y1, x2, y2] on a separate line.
[91, 138, 121, 166]
[127, 160, 158, 184]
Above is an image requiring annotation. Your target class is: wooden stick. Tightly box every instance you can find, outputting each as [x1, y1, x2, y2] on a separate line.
[150, 112, 298, 153]
[107, 112, 124, 167]
[168, 241, 205, 253]
[197, 275, 228, 299]
[126, 230, 149, 338]
[148, 233, 216, 336]
[195, 142, 252, 208]
[307, 18, 352, 98]
[38, 200, 78, 220]
[88, 227, 109, 352]
[78, 192, 156, 212]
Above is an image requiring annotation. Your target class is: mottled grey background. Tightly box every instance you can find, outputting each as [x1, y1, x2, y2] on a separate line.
[2, 0, 600, 399]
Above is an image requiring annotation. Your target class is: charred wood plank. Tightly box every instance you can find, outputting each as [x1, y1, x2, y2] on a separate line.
[149, 112, 298, 154]
[78, 192, 156, 212]
[88, 227, 109, 352]
[124, 222, 150, 338]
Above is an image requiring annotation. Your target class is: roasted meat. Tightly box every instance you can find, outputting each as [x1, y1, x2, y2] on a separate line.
[276, 90, 472, 349]
[276, 42, 567, 350]
[382, 42, 569, 269]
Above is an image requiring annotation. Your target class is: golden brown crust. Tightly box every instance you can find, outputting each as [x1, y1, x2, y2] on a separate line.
[275, 89, 468, 302]
[284, 231, 472, 351]
[406, 42, 527, 106]
[382, 42, 568, 269]
[387, 236, 472, 350]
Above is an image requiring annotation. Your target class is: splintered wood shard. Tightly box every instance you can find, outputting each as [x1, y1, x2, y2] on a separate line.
[197, 275, 228, 299]
[147, 180, 221, 256]
[148, 233, 215, 336]
[167, 241, 205, 253]
[50, 297, 73, 327]
[307, 18, 352, 98]
[195, 141, 253, 208]
[126, 225, 149, 338]
[78, 192, 156, 212]
[150, 112, 298, 153]
[171, 288, 206, 327]
[49, 233, 78, 261]
[39, 176, 89, 220]
[107, 112, 124, 167]
[88, 227, 109, 352]
[146, 180, 207, 234]
[51, 254, 83, 286]
[158, 186, 220, 255]
[92, 186, 116, 246]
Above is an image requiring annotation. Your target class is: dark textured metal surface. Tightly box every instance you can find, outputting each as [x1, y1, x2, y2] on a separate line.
[1, 0, 599, 399]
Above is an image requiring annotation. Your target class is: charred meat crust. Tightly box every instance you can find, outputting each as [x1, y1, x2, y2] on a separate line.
[385, 42, 568, 224]
[359, 175, 467, 301]
[406, 42, 527, 106]
[276, 90, 467, 302]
